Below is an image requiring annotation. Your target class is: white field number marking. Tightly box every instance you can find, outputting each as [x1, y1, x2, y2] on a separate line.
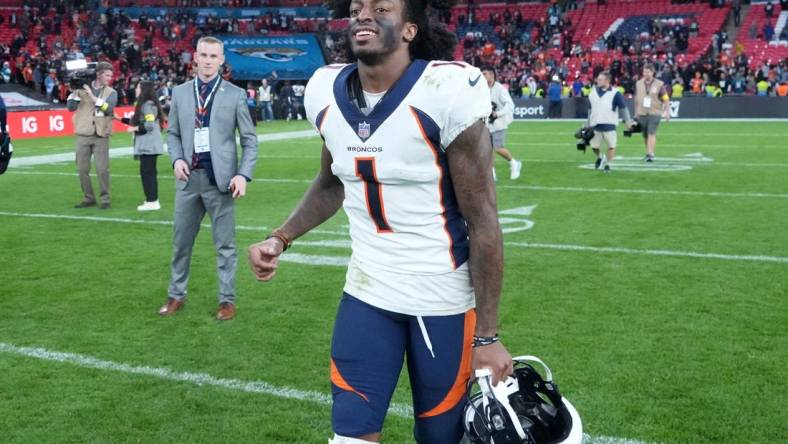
[580, 153, 713, 172]
[499, 205, 537, 233]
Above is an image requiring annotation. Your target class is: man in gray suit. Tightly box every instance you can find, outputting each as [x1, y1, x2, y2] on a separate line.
[159, 36, 258, 320]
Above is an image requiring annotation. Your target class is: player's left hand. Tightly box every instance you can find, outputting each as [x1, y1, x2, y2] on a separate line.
[126, 125, 138, 133]
[229, 175, 247, 198]
[472, 341, 513, 386]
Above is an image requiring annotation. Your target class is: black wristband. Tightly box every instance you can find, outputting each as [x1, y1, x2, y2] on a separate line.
[472, 335, 500, 348]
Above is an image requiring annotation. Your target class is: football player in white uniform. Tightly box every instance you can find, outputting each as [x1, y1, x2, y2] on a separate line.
[248, 0, 512, 442]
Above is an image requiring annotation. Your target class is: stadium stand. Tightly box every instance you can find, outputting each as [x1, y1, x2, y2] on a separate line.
[1, 0, 786, 110]
[736, 1, 788, 69]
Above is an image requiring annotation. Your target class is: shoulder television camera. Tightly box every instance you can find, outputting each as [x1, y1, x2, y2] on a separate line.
[65, 59, 97, 90]
[574, 126, 594, 152]
[623, 120, 643, 137]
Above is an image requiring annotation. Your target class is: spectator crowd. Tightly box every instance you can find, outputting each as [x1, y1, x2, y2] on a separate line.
[452, 1, 788, 99]
[1, 0, 787, 117]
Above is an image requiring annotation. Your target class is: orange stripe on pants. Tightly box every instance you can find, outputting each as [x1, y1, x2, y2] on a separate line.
[417, 309, 476, 418]
[330, 358, 370, 402]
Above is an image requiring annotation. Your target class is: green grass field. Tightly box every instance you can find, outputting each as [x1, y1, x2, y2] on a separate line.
[1, 120, 786, 444]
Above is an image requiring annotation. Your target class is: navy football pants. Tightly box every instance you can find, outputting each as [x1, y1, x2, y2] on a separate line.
[330, 293, 475, 443]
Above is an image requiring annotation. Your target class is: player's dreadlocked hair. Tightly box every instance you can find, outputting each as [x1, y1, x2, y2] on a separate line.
[328, 0, 458, 61]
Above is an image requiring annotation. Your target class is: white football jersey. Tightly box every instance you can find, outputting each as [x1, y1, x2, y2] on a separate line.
[305, 59, 492, 316]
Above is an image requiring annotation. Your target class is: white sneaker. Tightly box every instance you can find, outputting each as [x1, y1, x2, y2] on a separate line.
[137, 200, 161, 211]
[510, 159, 522, 180]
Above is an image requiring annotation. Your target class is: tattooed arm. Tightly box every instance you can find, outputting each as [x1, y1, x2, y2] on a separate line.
[247, 144, 343, 281]
[447, 120, 513, 385]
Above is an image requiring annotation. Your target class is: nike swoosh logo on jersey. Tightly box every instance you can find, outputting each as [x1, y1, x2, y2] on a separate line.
[469, 74, 481, 87]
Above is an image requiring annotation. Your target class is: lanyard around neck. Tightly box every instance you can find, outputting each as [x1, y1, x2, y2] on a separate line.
[194, 76, 221, 114]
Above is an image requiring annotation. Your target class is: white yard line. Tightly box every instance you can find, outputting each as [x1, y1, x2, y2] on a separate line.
[7, 171, 788, 197]
[10, 129, 318, 166]
[1, 211, 785, 265]
[9, 171, 315, 182]
[0, 211, 346, 237]
[508, 139, 787, 148]
[522, 159, 788, 167]
[498, 184, 788, 199]
[291, 239, 788, 265]
[0, 341, 657, 444]
[506, 242, 788, 264]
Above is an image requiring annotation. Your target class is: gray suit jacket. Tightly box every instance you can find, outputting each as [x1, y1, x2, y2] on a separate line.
[167, 77, 257, 192]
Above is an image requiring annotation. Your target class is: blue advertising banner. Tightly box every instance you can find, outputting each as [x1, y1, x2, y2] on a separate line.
[220, 34, 326, 81]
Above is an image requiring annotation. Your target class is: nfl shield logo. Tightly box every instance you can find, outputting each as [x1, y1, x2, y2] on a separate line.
[358, 121, 371, 139]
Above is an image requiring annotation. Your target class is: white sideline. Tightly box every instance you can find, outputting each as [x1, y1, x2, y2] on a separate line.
[9, 129, 318, 167]
[295, 239, 788, 265]
[1, 211, 786, 265]
[6, 171, 788, 199]
[0, 342, 657, 444]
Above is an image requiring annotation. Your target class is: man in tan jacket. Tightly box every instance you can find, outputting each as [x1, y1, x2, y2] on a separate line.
[634, 63, 670, 163]
[67, 62, 117, 209]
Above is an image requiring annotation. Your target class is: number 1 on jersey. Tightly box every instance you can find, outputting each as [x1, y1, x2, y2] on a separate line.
[355, 157, 393, 233]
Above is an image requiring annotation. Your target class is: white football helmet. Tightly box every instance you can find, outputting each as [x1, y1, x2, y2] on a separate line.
[463, 356, 583, 444]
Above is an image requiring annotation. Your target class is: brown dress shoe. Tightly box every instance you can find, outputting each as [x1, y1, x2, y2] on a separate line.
[216, 302, 236, 321]
[158, 297, 185, 316]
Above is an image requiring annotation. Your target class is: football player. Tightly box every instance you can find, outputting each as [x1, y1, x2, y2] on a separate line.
[248, 0, 512, 443]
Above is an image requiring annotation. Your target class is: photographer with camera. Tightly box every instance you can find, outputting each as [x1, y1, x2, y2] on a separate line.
[67, 61, 118, 209]
[587, 71, 633, 173]
[482, 66, 522, 181]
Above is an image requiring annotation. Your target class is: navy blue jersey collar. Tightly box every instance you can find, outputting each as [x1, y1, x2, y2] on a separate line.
[334, 59, 429, 142]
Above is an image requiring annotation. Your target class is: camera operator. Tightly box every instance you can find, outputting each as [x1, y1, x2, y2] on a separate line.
[67, 61, 117, 209]
[587, 71, 633, 173]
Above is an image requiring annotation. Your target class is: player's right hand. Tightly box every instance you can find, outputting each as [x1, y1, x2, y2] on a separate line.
[173, 159, 190, 181]
[248, 238, 284, 282]
[472, 342, 513, 386]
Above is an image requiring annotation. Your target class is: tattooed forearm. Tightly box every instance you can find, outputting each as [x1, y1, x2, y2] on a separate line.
[447, 120, 504, 336]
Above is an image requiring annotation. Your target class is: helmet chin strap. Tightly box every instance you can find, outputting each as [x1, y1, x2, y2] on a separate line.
[475, 368, 527, 441]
